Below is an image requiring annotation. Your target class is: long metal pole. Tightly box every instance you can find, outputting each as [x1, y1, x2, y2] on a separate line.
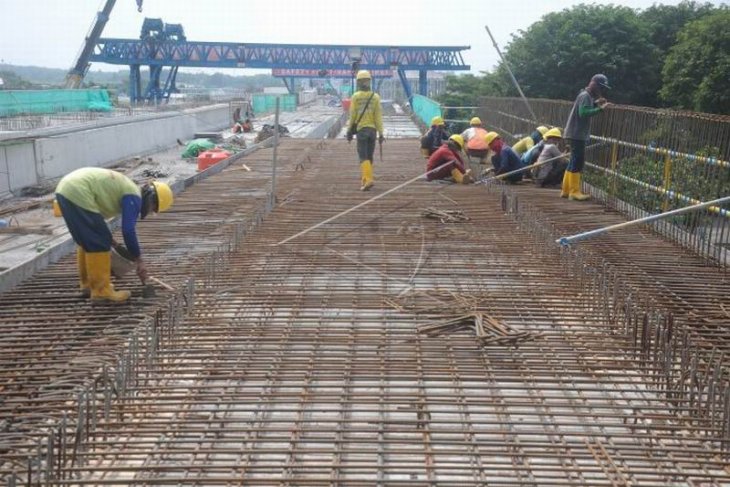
[557, 195, 730, 246]
[271, 97, 280, 199]
[484, 25, 538, 123]
[274, 161, 459, 246]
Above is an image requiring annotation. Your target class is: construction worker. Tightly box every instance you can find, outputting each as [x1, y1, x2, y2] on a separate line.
[426, 134, 472, 184]
[346, 70, 384, 191]
[485, 131, 526, 183]
[420, 116, 449, 158]
[54, 168, 173, 303]
[533, 128, 568, 188]
[460, 117, 490, 164]
[563, 74, 611, 200]
[512, 126, 549, 156]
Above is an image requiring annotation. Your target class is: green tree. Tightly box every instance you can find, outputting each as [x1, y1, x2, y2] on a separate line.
[660, 9, 730, 114]
[639, 1, 716, 105]
[437, 72, 509, 108]
[502, 4, 658, 105]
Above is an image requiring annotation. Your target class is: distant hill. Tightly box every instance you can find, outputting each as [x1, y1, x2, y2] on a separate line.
[0, 64, 285, 91]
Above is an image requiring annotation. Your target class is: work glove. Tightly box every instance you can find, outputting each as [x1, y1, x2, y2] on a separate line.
[378, 134, 385, 144]
[346, 129, 354, 142]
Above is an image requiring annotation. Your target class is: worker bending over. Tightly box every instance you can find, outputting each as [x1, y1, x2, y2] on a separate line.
[347, 70, 384, 191]
[533, 128, 568, 188]
[420, 116, 449, 158]
[512, 126, 548, 156]
[55, 168, 173, 303]
[562, 74, 611, 200]
[426, 134, 473, 184]
[485, 132, 526, 183]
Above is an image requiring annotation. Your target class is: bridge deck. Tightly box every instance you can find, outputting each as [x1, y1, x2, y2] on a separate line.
[1, 139, 729, 485]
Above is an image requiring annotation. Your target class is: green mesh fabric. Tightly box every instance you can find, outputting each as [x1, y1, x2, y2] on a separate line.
[0, 89, 113, 116]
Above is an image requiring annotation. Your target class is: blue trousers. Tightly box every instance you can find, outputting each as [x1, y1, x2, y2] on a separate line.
[56, 194, 112, 252]
[567, 138, 586, 173]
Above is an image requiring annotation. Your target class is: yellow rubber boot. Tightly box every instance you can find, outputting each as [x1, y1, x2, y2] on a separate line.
[560, 171, 570, 198]
[451, 168, 473, 184]
[86, 251, 131, 303]
[360, 160, 374, 191]
[568, 172, 590, 201]
[77, 247, 90, 298]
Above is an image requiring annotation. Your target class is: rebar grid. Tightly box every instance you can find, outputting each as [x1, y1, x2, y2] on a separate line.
[15, 141, 728, 485]
[3, 139, 730, 485]
[0, 140, 322, 483]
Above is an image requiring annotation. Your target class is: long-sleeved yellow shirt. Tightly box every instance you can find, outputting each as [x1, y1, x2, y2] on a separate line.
[349, 90, 384, 134]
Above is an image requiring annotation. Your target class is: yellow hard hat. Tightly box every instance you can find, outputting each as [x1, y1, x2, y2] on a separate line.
[449, 134, 464, 149]
[431, 116, 444, 126]
[536, 126, 549, 136]
[543, 127, 562, 140]
[356, 70, 371, 81]
[152, 181, 174, 213]
[470, 117, 482, 126]
[484, 131, 500, 146]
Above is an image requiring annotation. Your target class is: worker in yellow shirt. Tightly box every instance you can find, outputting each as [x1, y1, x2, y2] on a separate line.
[512, 126, 549, 156]
[346, 70, 385, 191]
[55, 168, 173, 303]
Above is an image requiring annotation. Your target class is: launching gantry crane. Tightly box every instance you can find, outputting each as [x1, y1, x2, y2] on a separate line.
[64, 0, 144, 88]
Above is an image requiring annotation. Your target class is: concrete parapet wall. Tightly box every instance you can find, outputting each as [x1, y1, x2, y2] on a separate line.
[0, 104, 231, 196]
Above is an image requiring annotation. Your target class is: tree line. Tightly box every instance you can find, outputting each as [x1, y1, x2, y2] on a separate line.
[440, 2, 729, 115]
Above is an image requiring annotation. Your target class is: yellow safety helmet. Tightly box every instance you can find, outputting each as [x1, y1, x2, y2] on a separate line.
[449, 134, 464, 149]
[431, 116, 445, 126]
[536, 126, 549, 136]
[470, 117, 482, 126]
[356, 70, 371, 81]
[152, 181, 174, 213]
[484, 131, 500, 146]
[543, 127, 562, 140]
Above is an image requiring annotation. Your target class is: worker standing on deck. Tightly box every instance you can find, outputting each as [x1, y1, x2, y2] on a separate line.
[485, 132, 526, 183]
[54, 168, 173, 303]
[562, 74, 611, 200]
[460, 117, 490, 164]
[420, 116, 450, 158]
[346, 70, 384, 191]
[512, 126, 549, 156]
[533, 128, 568, 188]
[426, 134, 473, 184]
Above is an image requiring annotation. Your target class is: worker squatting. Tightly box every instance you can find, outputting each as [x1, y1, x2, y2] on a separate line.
[347, 71, 611, 199]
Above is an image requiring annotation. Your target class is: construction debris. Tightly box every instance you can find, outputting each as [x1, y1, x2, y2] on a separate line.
[254, 123, 289, 143]
[421, 206, 470, 223]
[418, 312, 541, 346]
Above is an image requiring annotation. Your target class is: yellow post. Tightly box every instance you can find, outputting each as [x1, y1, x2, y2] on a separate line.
[662, 152, 672, 212]
[610, 142, 618, 196]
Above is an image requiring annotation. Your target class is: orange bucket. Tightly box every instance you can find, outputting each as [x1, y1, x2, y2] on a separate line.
[197, 149, 232, 171]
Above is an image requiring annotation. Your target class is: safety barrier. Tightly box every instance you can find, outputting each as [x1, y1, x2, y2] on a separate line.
[411, 94, 441, 128]
[479, 96, 730, 266]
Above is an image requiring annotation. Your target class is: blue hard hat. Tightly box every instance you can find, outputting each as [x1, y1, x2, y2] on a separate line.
[591, 74, 611, 90]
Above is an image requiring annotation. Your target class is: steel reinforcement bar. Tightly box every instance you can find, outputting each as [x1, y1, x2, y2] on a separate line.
[0, 140, 724, 485]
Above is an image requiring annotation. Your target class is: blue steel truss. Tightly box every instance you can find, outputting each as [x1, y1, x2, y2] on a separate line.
[90, 38, 469, 103]
[91, 40, 469, 70]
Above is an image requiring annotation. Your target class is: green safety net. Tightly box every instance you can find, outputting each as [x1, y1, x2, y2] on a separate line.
[0, 89, 113, 117]
[412, 94, 442, 127]
[251, 94, 297, 115]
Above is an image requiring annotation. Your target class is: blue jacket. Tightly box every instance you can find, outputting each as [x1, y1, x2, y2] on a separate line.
[492, 146, 523, 174]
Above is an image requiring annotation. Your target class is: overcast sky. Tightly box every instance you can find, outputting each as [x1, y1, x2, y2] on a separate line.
[1, 0, 727, 75]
